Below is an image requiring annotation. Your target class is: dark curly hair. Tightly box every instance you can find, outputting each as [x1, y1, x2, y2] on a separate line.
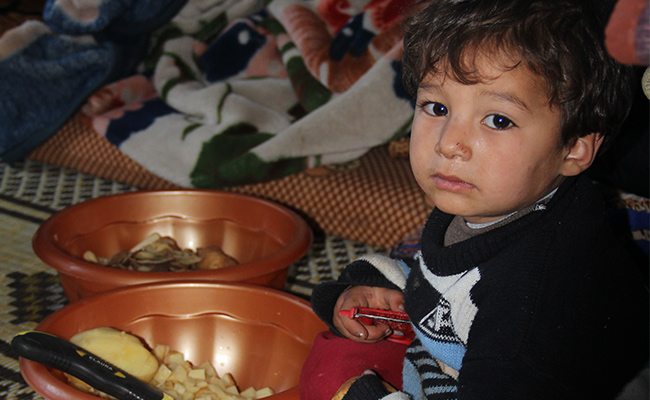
[401, 0, 634, 150]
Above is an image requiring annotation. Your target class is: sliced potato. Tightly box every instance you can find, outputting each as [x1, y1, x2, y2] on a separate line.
[66, 327, 273, 400]
[69, 327, 159, 382]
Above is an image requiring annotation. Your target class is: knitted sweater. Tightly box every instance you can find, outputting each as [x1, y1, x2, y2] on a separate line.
[311, 175, 649, 400]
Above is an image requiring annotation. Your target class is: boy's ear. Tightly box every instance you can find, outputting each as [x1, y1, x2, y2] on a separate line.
[560, 133, 604, 176]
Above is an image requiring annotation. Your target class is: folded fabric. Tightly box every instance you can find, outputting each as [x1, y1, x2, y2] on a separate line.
[605, 0, 649, 65]
[299, 330, 406, 400]
[0, 22, 115, 162]
[0, 0, 187, 162]
[43, 0, 186, 37]
[81, 0, 416, 188]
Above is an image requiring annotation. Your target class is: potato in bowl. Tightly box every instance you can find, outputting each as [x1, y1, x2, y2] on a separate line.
[32, 190, 313, 301]
[17, 282, 327, 400]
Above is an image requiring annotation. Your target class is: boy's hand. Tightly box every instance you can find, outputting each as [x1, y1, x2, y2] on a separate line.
[334, 286, 404, 343]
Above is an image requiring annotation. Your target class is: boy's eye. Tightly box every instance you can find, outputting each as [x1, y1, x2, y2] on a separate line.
[483, 114, 515, 130]
[422, 102, 448, 117]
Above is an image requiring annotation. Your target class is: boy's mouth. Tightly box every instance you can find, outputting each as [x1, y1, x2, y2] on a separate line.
[432, 173, 475, 193]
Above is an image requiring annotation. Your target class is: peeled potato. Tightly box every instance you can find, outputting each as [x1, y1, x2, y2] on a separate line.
[197, 246, 238, 270]
[70, 327, 159, 382]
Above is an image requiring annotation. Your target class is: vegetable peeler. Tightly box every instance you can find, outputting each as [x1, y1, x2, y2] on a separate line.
[338, 307, 414, 344]
[11, 331, 172, 400]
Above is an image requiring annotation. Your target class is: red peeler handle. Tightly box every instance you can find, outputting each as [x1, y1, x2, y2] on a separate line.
[339, 307, 414, 345]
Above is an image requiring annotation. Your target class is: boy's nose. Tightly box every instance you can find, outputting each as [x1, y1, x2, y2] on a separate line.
[435, 121, 471, 160]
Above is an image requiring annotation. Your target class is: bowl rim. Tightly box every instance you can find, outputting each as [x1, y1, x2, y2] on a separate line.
[32, 189, 313, 281]
[18, 281, 320, 400]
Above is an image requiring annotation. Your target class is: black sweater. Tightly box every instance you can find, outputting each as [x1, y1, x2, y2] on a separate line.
[311, 175, 649, 399]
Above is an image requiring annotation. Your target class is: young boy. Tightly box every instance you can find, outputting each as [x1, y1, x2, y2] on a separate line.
[300, 0, 649, 399]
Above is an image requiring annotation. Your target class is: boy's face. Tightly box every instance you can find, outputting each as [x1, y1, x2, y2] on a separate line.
[410, 60, 574, 224]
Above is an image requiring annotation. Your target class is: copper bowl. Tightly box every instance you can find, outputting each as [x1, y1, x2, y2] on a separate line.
[19, 281, 327, 400]
[33, 190, 312, 301]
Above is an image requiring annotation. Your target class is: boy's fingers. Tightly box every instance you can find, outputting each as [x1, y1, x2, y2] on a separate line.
[338, 316, 391, 342]
[361, 322, 392, 342]
[388, 297, 405, 312]
[335, 314, 369, 340]
[383, 290, 405, 312]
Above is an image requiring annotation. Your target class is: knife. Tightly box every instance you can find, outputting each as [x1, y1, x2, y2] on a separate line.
[12, 331, 172, 400]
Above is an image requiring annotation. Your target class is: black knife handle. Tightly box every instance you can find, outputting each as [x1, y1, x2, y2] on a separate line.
[12, 331, 169, 400]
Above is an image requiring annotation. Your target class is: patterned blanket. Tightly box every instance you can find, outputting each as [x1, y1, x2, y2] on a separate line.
[0, 0, 415, 188]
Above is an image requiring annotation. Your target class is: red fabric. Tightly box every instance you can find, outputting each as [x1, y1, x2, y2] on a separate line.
[605, 0, 648, 65]
[299, 330, 408, 400]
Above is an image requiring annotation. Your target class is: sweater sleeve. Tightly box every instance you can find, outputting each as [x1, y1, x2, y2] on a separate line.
[311, 254, 408, 335]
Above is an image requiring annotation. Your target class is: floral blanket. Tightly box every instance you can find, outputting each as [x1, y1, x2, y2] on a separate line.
[0, 0, 416, 188]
